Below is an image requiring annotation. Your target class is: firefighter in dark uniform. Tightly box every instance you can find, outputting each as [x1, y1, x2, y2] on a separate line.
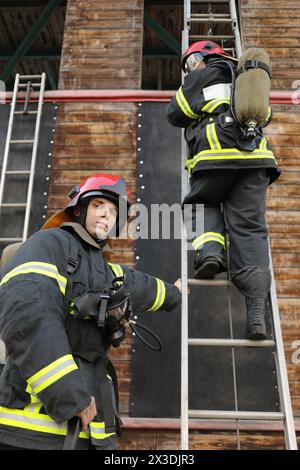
[166, 40, 281, 340]
[0, 174, 181, 450]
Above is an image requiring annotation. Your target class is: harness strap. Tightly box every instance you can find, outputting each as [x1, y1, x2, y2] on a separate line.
[237, 60, 272, 78]
[94, 361, 116, 434]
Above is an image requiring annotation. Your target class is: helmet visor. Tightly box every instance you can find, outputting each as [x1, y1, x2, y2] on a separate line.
[185, 52, 205, 73]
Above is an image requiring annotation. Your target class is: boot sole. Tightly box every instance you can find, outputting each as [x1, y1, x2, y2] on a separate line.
[194, 260, 221, 280]
[246, 328, 267, 340]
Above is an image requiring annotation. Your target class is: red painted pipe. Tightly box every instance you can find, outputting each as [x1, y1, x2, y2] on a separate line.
[1, 89, 299, 104]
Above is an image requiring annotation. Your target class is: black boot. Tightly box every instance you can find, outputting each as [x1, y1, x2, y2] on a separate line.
[193, 256, 224, 279]
[245, 297, 267, 340]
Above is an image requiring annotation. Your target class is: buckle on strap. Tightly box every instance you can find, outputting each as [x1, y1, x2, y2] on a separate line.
[218, 113, 235, 127]
[237, 60, 272, 78]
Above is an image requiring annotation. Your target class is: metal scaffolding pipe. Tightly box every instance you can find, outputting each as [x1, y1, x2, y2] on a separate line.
[0, 90, 298, 105]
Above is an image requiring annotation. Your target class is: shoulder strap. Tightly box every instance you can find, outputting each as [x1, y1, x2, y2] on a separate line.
[58, 229, 81, 318]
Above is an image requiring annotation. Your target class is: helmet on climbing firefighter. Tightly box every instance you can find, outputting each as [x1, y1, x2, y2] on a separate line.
[182, 40, 236, 73]
[42, 174, 133, 238]
[66, 174, 132, 236]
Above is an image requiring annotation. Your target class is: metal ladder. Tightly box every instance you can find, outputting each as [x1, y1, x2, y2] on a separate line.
[180, 0, 298, 450]
[0, 73, 46, 245]
[187, 0, 243, 57]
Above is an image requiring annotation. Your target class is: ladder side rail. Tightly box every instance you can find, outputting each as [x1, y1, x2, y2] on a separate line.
[268, 243, 298, 450]
[184, 0, 191, 31]
[22, 73, 46, 241]
[0, 73, 20, 209]
[229, 0, 243, 58]
[180, 20, 190, 451]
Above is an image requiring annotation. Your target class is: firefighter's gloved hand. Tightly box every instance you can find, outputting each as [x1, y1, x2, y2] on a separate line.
[76, 396, 97, 432]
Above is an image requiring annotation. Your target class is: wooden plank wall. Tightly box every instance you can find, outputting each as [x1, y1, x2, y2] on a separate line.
[58, 0, 144, 90]
[239, 0, 300, 418]
[48, 0, 144, 416]
[240, 0, 300, 90]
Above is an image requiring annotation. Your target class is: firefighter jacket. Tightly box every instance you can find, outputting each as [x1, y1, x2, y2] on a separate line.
[0, 223, 181, 450]
[166, 59, 280, 184]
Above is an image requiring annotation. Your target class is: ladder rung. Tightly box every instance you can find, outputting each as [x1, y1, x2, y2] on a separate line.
[190, 35, 235, 40]
[188, 279, 232, 286]
[19, 75, 43, 80]
[188, 338, 275, 348]
[192, 0, 230, 3]
[0, 203, 26, 208]
[14, 111, 38, 115]
[190, 18, 233, 23]
[191, 13, 231, 18]
[5, 170, 31, 175]
[10, 140, 34, 144]
[188, 410, 285, 421]
[18, 83, 42, 89]
[0, 238, 23, 242]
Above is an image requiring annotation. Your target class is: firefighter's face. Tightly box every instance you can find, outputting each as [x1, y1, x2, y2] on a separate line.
[85, 197, 118, 239]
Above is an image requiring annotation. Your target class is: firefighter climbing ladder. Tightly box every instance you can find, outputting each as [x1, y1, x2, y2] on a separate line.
[0, 73, 46, 244]
[180, 0, 298, 450]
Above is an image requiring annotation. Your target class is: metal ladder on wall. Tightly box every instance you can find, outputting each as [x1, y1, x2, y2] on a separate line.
[0, 73, 46, 245]
[180, 0, 298, 450]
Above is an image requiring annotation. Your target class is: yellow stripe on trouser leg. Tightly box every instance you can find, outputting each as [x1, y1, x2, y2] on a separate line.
[192, 232, 225, 251]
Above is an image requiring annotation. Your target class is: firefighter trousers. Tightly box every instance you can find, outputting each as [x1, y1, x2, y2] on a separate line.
[183, 168, 271, 298]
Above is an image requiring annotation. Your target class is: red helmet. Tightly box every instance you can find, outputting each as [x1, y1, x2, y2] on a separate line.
[42, 174, 132, 237]
[67, 174, 131, 210]
[67, 174, 132, 236]
[182, 40, 227, 72]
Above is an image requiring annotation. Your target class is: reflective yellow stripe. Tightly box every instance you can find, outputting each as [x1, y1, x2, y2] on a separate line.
[201, 98, 230, 113]
[0, 406, 90, 439]
[108, 262, 124, 286]
[259, 137, 267, 151]
[266, 106, 272, 122]
[192, 232, 225, 251]
[27, 354, 78, 394]
[24, 391, 43, 414]
[148, 278, 166, 312]
[89, 421, 115, 440]
[186, 148, 276, 173]
[206, 123, 221, 150]
[108, 262, 124, 278]
[0, 406, 115, 440]
[176, 86, 199, 119]
[0, 261, 67, 295]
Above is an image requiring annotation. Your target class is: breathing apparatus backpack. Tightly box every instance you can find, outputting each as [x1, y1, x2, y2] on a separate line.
[223, 47, 272, 151]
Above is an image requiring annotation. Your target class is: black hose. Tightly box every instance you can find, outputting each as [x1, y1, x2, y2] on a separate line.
[129, 320, 163, 352]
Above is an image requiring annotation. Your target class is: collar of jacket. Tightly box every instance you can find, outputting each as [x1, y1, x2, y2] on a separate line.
[59, 222, 113, 254]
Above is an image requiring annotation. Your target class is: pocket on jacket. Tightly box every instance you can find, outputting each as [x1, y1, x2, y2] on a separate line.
[0, 360, 29, 408]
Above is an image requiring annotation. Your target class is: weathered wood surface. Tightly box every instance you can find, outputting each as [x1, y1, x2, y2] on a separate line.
[59, 0, 144, 89]
[265, 107, 300, 416]
[119, 428, 300, 450]
[240, 0, 300, 89]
